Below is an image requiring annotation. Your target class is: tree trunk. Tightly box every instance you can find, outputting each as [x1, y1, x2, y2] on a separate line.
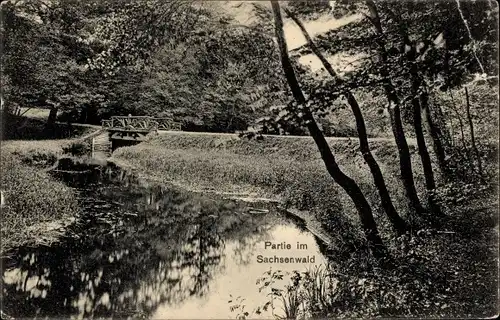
[87, 104, 99, 125]
[464, 86, 482, 176]
[345, 93, 408, 233]
[448, 115, 455, 147]
[432, 99, 454, 151]
[271, 1, 386, 257]
[388, 100, 427, 214]
[285, 8, 407, 234]
[47, 106, 58, 125]
[432, 99, 453, 144]
[412, 93, 435, 191]
[420, 91, 450, 178]
[449, 90, 467, 149]
[382, 1, 443, 216]
[305, 112, 386, 257]
[45, 106, 58, 135]
[410, 71, 442, 216]
[365, 0, 426, 216]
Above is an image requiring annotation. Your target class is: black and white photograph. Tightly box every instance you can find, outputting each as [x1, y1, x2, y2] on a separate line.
[0, 0, 498, 319]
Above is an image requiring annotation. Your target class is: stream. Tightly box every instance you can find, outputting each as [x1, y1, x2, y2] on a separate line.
[1, 163, 329, 319]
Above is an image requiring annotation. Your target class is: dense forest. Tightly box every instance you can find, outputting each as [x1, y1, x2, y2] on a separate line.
[3, 0, 496, 136]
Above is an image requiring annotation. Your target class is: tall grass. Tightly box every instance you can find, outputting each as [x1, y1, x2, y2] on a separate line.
[249, 266, 338, 319]
[0, 152, 80, 253]
[114, 135, 426, 245]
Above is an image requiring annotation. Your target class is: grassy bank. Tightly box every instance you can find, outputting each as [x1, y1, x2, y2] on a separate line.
[113, 133, 498, 318]
[0, 120, 98, 254]
[0, 138, 116, 255]
[115, 134, 425, 231]
[0, 152, 80, 254]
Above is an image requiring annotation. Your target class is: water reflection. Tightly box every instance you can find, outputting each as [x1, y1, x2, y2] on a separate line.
[2, 165, 326, 319]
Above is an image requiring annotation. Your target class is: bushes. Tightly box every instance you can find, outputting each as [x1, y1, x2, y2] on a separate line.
[0, 153, 80, 252]
[15, 149, 58, 168]
[62, 141, 91, 156]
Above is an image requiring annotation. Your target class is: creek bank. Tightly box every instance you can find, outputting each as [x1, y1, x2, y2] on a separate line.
[43, 153, 336, 252]
[2, 152, 332, 256]
[110, 156, 338, 250]
[0, 153, 80, 255]
[1, 153, 125, 255]
[1, 170, 329, 319]
[112, 135, 404, 248]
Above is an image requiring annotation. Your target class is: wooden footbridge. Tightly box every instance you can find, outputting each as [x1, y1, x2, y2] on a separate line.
[91, 116, 181, 158]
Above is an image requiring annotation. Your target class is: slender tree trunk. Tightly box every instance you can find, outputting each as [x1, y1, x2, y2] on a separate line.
[384, 2, 443, 216]
[410, 70, 443, 216]
[286, 8, 407, 234]
[87, 104, 99, 125]
[365, 0, 426, 216]
[345, 93, 408, 233]
[449, 90, 467, 149]
[420, 91, 450, 178]
[448, 116, 455, 147]
[464, 86, 483, 175]
[388, 99, 426, 214]
[432, 99, 454, 151]
[455, 0, 486, 75]
[432, 99, 453, 144]
[271, 1, 386, 257]
[412, 90, 435, 192]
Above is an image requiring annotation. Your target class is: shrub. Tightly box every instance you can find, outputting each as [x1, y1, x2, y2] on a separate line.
[16, 149, 59, 167]
[62, 141, 91, 156]
[1, 111, 94, 140]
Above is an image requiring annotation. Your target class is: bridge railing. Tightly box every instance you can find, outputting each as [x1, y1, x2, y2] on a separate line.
[101, 119, 113, 128]
[102, 116, 158, 131]
[155, 118, 182, 131]
[102, 116, 181, 131]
